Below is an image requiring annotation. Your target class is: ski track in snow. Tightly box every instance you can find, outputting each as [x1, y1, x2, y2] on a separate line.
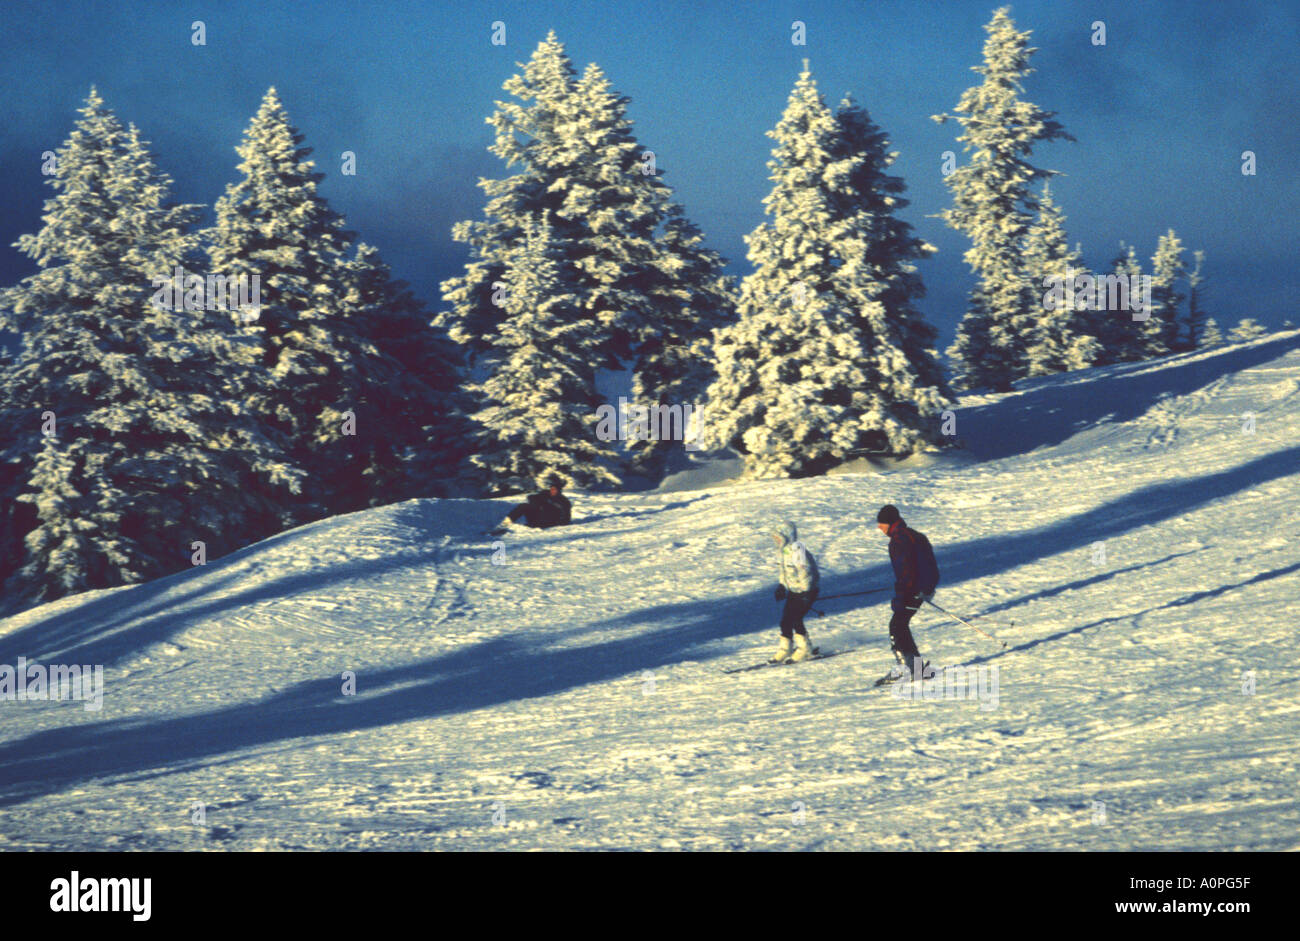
[1, 333, 1298, 850]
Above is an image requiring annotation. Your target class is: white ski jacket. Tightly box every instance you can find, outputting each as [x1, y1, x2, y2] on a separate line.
[774, 521, 819, 595]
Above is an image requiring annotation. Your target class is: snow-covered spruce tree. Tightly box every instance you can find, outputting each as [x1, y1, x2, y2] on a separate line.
[624, 205, 735, 475]
[467, 214, 620, 492]
[341, 243, 470, 505]
[0, 90, 303, 607]
[8, 436, 119, 604]
[1091, 243, 1157, 365]
[1200, 317, 1224, 348]
[440, 34, 735, 481]
[0, 343, 29, 591]
[1150, 229, 1187, 354]
[1181, 249, 1212, 350]
[206, 87, 406, 519]
[700, 66, 949, 479]
[565, 63, 737, 476]
[830, 94, 949, 404]
[439, 31, 582, 359]
[1228, 318, 1268, 343]
[1020, 184, 1099, 375]
[933, 7, 1074, 391]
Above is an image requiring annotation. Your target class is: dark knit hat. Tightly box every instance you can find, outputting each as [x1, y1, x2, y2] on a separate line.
[545, 473, 565, 490]
[876, 504, 901, 525]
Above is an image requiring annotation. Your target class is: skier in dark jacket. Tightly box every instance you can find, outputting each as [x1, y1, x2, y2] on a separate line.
[495, 474, 572, 532]
[877, 504, 939, 679]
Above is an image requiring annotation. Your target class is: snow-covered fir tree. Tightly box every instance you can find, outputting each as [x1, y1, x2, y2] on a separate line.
[1150, 229, 1187, 353]
[1132, 243, 1167, 359]
[205, 88, 417, 519]
[1228, 318, 1268, 342]
[1090, 242, 1156, 364]
[565, 63, 736, 475]
[624, 204, 733, 474]
[933, 7, 1074, 391]
[0, 90, 302, 608]
[1020, 184, 1099, 375]
[8, 435, 119, 603]
[0, 341, 26, 589]
[1181, 249, 1212, 350]
[341, 243, 469, 505]
[1200, 317, 1224, 348]
[440, 34, 734, 480]
[700, 65, 949, 479]
[467, 215, 620, 492]
[439, 32, 581, 358]
[829, 93, 949, 407]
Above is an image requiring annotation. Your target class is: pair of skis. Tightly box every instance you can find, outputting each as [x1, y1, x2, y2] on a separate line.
[722, 647, 929, 688]
[871, 662, 934, 687]
[721, 646, 836, 673]
[724, 596, 1008, 680]
[722, 646, 879, 675]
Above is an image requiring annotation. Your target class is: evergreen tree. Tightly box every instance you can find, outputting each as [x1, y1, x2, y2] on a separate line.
[933, 7, 1074, 391]
[1200, 318, 1224, 348]
[0, 90, 302, 608]
[624, 204, 733, 474]
[338, 243, 469, 507]
[467, 215, 620, 492]
[1020, 184, 1099, 375]
[1091, 243, 1153, 365]
[1150, 229, 1187, 354]
[0, 343, 30, 590]
[439, 32, 582, 359]
[700, 66, 949, 479]
[11, 435, 123, 604]
[441, 35, 735, 480]
[1181, 249, 1211, 351]
[565, 63, 737, 475]
[830, 93, 949, 405]
[205, 87, 392, 519]
[1228, 318, 1268, 343]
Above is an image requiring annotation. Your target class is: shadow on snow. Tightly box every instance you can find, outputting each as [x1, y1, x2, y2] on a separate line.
[1, 442, 1297, 806]
[956, 332, 1300, 460]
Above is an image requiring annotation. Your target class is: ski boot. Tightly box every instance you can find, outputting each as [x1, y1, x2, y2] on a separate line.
[769, 635, 793, 663]
[905, 652, 936, 680]
[789, 633, 815, 663]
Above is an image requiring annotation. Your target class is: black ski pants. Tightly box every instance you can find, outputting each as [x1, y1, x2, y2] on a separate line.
[780, 591, 816, 638]
[889, 594, 924, 660]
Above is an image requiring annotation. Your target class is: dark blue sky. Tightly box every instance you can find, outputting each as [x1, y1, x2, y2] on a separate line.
[3, 0, 1296, 346]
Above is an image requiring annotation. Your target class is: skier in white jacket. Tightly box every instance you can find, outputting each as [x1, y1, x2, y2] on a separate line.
[769, 521, 820, 663]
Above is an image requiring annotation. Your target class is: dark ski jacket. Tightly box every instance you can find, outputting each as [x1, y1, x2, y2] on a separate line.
[524, 490, 571, 528]
[887, 521, 940, 601]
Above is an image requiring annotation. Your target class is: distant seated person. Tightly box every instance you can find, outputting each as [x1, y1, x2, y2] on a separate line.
[494, 474, 572, 533]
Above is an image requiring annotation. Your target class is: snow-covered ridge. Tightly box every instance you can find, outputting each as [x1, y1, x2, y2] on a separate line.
[1, 332, 1297, 850]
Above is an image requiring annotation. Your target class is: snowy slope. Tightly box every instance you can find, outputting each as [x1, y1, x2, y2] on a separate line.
[1, 332, 1298, 850]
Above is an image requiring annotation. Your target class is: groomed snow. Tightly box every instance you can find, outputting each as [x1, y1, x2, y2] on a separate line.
[1, 332, 1297, 850]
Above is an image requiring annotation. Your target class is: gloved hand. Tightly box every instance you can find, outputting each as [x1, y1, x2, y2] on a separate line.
[774, 585, 787, 602]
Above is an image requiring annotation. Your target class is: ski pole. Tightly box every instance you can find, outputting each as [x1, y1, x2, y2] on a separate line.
[816, 588, 888, 602]
[926, 599, 1008, 648]
[963, 611, 1017, 628]
[810, 587, 887, 616]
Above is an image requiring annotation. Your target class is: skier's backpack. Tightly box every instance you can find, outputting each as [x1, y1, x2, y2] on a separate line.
[913, 530, 941, 593]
